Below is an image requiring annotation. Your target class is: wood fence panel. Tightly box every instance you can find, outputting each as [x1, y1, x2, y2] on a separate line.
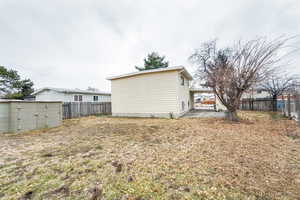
[241, 95, 300, 123]
[62, 102, 111, 119]
[241, 99, 274, 111]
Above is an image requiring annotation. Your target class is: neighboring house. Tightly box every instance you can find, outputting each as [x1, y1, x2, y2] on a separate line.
[23, 95, 36, 101]
[242, 88, 270, 99]
[107, 66, 192, 118]
[33, 87, 111, 102]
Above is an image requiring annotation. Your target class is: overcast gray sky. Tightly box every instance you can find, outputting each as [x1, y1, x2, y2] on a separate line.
[0, 0, 299, 92]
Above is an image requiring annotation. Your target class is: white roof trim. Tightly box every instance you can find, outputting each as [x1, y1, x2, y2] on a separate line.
[107, 66, 193, 80]
[189, 87, 214, 93]
[32, 87, 111, 96]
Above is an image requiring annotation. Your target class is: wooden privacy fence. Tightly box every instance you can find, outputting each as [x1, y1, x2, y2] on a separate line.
[240, 95, 300, 122]
[62, 102, 111, 119]
[240, 99, 275, 111]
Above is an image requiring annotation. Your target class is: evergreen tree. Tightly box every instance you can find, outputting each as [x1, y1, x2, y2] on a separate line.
[0, 66, 34, 99]
[135, 52, 169, 71]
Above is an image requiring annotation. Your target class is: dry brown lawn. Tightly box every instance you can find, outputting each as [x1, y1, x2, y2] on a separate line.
[0, 111, 300, 200]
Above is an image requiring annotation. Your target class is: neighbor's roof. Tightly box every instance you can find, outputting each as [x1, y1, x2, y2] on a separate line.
[106, 66, 193, 80]
[32, 87, 111, 95]
[189, 87, 214, 93]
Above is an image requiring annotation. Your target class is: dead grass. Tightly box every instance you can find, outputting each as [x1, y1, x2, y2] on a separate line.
[0, 111, 300, 200]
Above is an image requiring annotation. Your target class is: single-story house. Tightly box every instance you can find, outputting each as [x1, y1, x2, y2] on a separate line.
[242, 88, 270, 99]
[32, 87, 111, 102]
[107, 66, 226, 118]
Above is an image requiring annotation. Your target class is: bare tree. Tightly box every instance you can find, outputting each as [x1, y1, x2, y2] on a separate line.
[189, 37, 289, 121]
[260, 74, 299, 111]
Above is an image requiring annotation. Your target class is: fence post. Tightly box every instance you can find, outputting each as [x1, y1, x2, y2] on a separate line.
[287, 94, 291, 119]
[249, 100, 251, 110]
[294, 93, 300, 123]
[281, 96, 285, 116]
[69, 103, 71, 119]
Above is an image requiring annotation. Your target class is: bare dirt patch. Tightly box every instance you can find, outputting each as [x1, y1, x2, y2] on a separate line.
[0, 112, 300, 200]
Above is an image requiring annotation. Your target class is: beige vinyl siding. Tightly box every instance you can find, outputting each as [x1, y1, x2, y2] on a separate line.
[176, 73, 191, 115]
[111, 71, 179, 117]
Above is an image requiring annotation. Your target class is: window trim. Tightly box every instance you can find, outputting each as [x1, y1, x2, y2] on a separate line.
[93, 95, 99, 101]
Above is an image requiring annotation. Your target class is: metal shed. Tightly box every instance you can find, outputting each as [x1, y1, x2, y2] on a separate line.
[0, 100, 62, 133]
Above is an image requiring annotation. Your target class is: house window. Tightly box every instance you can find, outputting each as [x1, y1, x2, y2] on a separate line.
[74, 95, 83, 101]
[181, 76, 184, 86]
[182, 101, 185, 111]
[93, 96, 98, 101]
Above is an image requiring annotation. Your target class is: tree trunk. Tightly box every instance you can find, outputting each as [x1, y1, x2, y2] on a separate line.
[227, 110, 239, 121]
[272, 95, 277, 112]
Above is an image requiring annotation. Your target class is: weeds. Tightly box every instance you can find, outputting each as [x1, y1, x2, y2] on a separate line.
[0, 112, 300, 199]
[268, 112, 286, 120]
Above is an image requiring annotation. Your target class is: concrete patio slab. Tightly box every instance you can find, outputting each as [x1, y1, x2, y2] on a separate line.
[183, 109, 227, 118]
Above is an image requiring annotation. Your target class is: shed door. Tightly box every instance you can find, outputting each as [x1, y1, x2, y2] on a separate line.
[36, 103, 48, 129]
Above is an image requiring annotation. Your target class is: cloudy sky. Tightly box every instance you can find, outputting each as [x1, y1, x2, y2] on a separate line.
[0, 0, 299, 92]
